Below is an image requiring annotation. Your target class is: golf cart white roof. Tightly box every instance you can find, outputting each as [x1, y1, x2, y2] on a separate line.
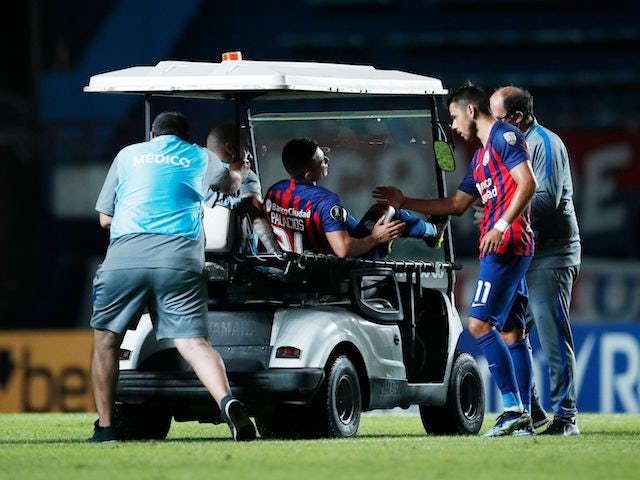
[84, 57, 447, 100]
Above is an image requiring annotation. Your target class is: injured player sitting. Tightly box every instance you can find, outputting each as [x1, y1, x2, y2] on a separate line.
[264, 137, 448, 260]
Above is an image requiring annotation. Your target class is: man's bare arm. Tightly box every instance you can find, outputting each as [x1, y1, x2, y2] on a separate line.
[479, 160, 537, 255]
[499, 160, 537, 224]
[372, 186, 476, 216]
[99, 213, 112, 230]
[325, 217, 404, 258]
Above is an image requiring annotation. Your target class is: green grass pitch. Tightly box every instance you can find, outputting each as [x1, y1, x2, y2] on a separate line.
[1, 413, 638, 480]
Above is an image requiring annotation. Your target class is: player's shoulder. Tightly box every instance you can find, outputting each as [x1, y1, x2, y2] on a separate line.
[311, 186, 347, 222]
[311, 184, 341, 203]
[266, 178, 289, 194]
[493, 121, 524, 148]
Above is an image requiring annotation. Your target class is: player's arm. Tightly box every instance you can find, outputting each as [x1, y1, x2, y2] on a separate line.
[499, 160, 537, 224]
[479, 160, 537, 255]
[326, 217, 405, 258]
[372, 186, 475, 216]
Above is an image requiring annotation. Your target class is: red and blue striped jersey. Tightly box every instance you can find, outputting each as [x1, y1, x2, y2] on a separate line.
[458, 122, 534, 257]
[264, 178, 349, 254]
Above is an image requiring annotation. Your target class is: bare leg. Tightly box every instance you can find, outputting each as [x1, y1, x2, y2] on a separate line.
[499, 327, 525, 345]
[174, 337, 230, 406]
[175, 337, 256, 441]
[467, 316, 493, 339]
[91, 329, 124, 427]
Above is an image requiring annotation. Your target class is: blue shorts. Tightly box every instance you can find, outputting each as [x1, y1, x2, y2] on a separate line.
[90, 267, 208, 340]
[468, 254, 532, 331]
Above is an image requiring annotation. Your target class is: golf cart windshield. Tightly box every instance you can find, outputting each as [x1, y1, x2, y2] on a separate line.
[252, 109, 444, 264]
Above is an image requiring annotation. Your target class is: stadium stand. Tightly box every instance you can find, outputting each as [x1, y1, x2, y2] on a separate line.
[2, 0, 638, 328]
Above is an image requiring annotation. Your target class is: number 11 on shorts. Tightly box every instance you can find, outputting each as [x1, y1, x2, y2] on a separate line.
[473, 280, 492, 306]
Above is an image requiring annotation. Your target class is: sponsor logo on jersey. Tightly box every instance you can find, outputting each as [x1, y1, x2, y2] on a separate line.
[482, 150, 490, 166]
[476, 177, 498, 203]
[268, 200, 310, 232]
[503, 132, 517, 146]
[269, 202, 311, 219]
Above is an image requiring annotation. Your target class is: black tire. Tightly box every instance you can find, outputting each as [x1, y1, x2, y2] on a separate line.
[305, 355, 362, 438]
[114, 402, 172, 440]
[419, 352, 484, 435]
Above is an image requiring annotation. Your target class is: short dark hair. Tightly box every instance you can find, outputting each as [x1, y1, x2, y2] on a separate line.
[282, 138, 320, 177]
[447, 83, 492, 116]
[151, 112, 189, 140]
[501, 86, 534, 118]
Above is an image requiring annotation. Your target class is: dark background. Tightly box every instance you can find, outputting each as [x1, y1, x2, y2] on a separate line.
[1, 0, 639, 329]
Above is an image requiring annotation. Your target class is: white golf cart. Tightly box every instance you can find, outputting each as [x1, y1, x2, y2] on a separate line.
[84, 53, 484, 439]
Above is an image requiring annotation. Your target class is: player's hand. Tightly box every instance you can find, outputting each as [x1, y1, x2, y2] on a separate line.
[479, 228, 504, 256]
[371, 217, 405, 244]
[372, 186, 406, 209]
[472, 204, 483, 228]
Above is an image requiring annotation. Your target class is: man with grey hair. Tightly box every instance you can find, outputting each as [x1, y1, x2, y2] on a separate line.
[490, 86, 581, 436]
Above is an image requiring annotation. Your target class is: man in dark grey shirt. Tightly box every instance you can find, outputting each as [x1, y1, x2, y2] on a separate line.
[491, 86, 581, 436]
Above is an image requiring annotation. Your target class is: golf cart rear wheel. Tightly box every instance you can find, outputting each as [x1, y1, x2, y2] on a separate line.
[306, 355, 362, 438]
[419, 351, 484, 435]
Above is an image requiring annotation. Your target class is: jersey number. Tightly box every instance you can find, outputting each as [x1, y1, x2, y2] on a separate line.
[473, 280, 492, 305]
[272, 226, 304, 254]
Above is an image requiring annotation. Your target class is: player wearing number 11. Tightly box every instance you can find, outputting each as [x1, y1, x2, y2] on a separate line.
[373, 84, 538, 437]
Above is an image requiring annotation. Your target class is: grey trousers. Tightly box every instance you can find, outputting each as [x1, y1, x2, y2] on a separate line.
[526, 265, 580, 420]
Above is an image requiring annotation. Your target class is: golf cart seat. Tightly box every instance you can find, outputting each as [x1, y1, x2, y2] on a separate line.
[203, 205, 236, 253]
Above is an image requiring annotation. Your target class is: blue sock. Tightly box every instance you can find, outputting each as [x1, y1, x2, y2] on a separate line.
[508, 337, 533, 412]
[395, 209, 435, 238]
[477, 330, 522, 411]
